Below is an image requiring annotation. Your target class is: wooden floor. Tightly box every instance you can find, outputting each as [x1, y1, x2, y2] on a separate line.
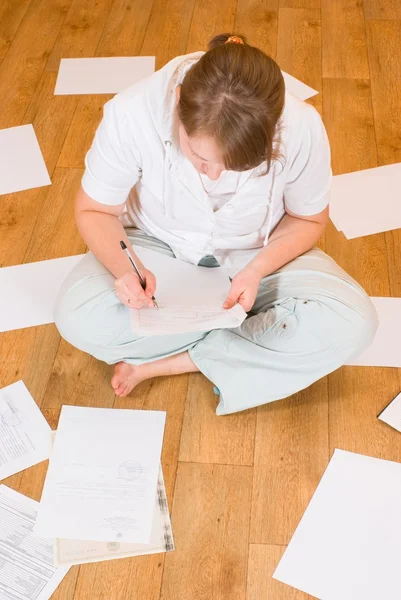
[1, 0, 401, 598]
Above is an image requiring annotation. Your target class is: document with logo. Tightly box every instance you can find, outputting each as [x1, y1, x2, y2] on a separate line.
[34, 406, 166, 544]
[54, 466, 174, 566]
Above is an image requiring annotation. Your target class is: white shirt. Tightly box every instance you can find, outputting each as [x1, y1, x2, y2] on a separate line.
[82, 52, 332, 275]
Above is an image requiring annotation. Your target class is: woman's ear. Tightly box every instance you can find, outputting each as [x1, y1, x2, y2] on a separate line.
[175, 85, 181, 105]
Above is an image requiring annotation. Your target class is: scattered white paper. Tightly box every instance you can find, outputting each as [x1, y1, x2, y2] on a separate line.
[378, 391, 401, 433]
[346, 297, 401, 367]
[329, 162, 401, 239]
[0, 254, 84, 333]
[54, 466, 174, 566]
[34, 406, 166, 544]
[130, 246, 246, 335]
[54, 57, 156, 95]
[0, 484, 69, 600]
[282, 71, 318, 101]
[274, 449, 401, 600]
[0, 124, 51, 196]
[0, 381, 51, 480]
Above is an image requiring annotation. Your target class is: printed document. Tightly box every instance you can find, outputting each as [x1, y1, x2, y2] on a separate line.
[0, 484, 69, 600]
[34, 406, 166, 544]
[54, 466, 174, 566]
[130, 246, 247, 335]
[0, 381, 51, 480]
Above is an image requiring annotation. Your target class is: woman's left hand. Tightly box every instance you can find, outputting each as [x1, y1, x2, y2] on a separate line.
[223, 266, 263, 312]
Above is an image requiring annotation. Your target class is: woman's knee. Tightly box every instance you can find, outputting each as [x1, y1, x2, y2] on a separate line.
[54, 278, 122, 355]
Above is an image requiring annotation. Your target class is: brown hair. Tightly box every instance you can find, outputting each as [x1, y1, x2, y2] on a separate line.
[178, 33, 285, 172]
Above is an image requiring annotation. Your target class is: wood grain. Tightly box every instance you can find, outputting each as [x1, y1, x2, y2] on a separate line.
[277, 8, 322, 112]
[141, 0, 196, 69]
[246, 544, 313, 599]
[179, 373, 256, 465]
[96, 0, 155, 57]
[366, 19, 401, 166]
[0, 0, 71, 128]
[280, 0, 319, 9]
[57, 96, 112, 168]
[364, 0, 401, 20]
[250, 379, 329, 545]
[0, 0, 32, 62]
[161, 462, 252, 600]
[186, 0, 237, 53]
[45, 0, 114, 72]
[321, 0, 369, 79]
[235, 0, 278, 58]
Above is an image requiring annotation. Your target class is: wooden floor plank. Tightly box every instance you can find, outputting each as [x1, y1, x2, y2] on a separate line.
[0, 0, 72, 128]
[366, 19, 401, 166]
[321, 0, 369, 79]
[235, 0, 278, 58]
[45, 0, 114, 72]
[246, 544, 313, 599]
[280, 0, 319, 9]
[161, 463, 252, 600]
[23, 168, 85, 262]
[179, 373, 256, 466]
[0, 0, 32, 62]
[141, 0, 196, 69]
[96, 0, 155, 56]
[364, 0, 401, 20]
[277, 7, 322, 112]
[57, 95, 112, 168]
[250, 379, 329, 545]
[185, 0, 237, 53]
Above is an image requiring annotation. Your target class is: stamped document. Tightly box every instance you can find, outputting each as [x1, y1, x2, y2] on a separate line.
[130, 246, 247, 335]
[0, 380, 51, 480]
[34, 406, 166, 544]
[54, 466, 174, 566]
[0, 485, 69, 600]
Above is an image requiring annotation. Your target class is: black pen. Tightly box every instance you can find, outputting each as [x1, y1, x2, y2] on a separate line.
[119, 241, 159, 309]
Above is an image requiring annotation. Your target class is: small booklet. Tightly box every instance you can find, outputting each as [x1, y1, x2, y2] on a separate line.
[130, 246, 247, 335]
[54, 466, 174, 566]
[378, 391, 401, 433]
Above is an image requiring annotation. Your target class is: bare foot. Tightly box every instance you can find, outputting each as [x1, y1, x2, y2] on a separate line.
[111, 362, 144, 397]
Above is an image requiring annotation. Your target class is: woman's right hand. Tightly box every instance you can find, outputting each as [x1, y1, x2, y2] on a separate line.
[115, 269, 157, 309]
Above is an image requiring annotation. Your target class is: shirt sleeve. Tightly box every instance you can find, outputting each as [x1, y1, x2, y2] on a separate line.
[283, 106, 332, 216]
[81, 98, 142, 206]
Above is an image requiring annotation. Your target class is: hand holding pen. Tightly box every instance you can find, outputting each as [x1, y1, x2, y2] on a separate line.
[114, 241, 159, 309]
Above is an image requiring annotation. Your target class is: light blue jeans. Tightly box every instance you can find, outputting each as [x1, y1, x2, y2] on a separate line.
[55, 230, 378, 415]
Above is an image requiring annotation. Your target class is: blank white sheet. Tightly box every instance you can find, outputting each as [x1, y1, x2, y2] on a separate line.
[378, 391, 401, 433]
[329, 162, 401, 239]
[131, 246, 246, 335]
[0, 380, 51, 480]
[346, 297, 401, 367]
[0, 124, 51, 196]
[34, 406, 166, 544]
[54, 57, 156, 95]
[0, 254, 84, 333]
[282, 71, 318, 100]
[274, 449, 401, 600]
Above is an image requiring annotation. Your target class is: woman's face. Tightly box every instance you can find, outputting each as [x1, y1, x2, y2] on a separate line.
[176, 85, 225, 181]
[178, 123, 225, 181]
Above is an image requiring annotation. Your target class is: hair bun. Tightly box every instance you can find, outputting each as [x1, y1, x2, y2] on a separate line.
[208, 33, 247, 50]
